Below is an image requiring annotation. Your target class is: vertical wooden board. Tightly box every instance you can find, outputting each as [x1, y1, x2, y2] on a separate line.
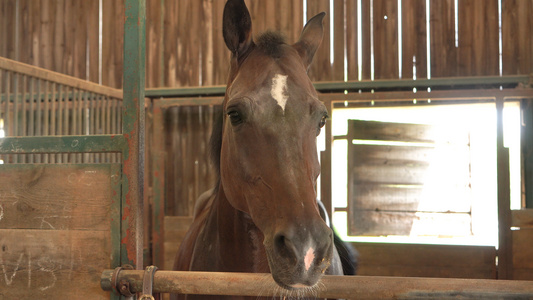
[332, 0, 345, 81]
[247, 0, 266, 37]
[39, 0, 53, 72]
[0, 0, 5, 58]
[212, 0, 230, 85]
[71, 0, 85, 80]
[457, 0, 499, 76]
[373, 0, 398, 79]
[18, 0, 30, 65]
[429, 0, 457, 77]
[146, 0, 163, 88]
[360, 0, 372, 80]
[502, 0, 533, 75]
[52, 0, 65, 74]
[86, 0, 99, 84]
[4, 0, 17, 60]
[30, 0, 42, 69]
[345, 0, 358, 81]
[102, 0, 124, 88]
[201, 0, 214, 86]
[163, 0, 178, 87]
[307, 0, 332, 82]
[401, 0, 427, 79]
[182, 0, 202, 87]
[62, 0, 74, 77]
[291, 0, 304, 43]
[0, 230, 110, 299]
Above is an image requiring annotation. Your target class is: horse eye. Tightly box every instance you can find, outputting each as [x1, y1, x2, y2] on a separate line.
[319, 115, 327, 129]
[227, 110, 243, 125]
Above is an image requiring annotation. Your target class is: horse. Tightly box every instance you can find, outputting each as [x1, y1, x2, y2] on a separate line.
[173, 0, 346, 298]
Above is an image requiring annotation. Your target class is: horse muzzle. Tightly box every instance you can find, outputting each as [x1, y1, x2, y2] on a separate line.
[264, 221, 334, 290]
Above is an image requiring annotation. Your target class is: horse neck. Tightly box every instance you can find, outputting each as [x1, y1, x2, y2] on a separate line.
[206, 185, 269, 273]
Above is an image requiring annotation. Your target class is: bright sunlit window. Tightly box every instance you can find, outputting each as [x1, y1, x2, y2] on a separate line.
[330, 102, 521, 247]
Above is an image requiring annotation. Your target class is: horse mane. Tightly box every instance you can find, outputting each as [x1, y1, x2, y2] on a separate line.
[210, 31, 287, 186]
[256, 30, 286, 58]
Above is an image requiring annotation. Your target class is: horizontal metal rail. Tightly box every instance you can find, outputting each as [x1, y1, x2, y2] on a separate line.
[144, 75, 532, 98]
[101, 270, 533, 299]
[0, 135, 125, 154]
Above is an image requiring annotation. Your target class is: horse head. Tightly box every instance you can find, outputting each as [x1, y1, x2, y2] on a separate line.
[220, 0, 332, 290]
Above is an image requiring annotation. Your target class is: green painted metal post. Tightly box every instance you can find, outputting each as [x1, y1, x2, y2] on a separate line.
[122, 0, 146, 273]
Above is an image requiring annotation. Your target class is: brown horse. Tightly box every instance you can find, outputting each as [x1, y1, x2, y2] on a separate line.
[173, 0, 343, 298]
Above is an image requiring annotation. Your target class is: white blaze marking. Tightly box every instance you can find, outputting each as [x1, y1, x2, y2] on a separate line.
[304, 247, 315, 271]
[271, 74, 289, 112]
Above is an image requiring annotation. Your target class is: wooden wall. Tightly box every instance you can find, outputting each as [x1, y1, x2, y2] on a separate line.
[0, 0, 532, 89]
[0, 164, 119, 299]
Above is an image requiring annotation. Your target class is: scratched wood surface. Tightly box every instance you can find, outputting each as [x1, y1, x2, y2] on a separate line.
[0, 164, 118, 299]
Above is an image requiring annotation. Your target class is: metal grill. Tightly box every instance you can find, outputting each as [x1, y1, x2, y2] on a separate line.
[0, 57, 122, 164]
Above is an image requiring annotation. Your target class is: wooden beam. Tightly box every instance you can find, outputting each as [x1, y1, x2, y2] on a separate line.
[0, 57, 122, 99]
[101, 270, 533, 299]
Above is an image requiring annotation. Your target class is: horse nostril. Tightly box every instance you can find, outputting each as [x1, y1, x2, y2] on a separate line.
[274, 233, 298, 261]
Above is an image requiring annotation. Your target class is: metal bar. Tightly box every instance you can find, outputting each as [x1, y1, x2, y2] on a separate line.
[35, 79, 42, 163]
[0, 56, 123, 99]
[101, 270, 533, 299]
[312, 75, 531, 91]
[0, 135, 126, 154]
[155, 97, 223, 108]
[122, 0, 146, 270]
[320, 88, 533, 104]
[144, 75, 532, 98]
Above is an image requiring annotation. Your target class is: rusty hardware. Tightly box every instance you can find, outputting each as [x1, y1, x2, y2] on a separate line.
[139, 265, 158, 300]
[111, 265, 135, 297]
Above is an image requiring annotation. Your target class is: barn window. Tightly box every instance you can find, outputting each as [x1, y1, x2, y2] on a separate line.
[330, 102, 521, 246]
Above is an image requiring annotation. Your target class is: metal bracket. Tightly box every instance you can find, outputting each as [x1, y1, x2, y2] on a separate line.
[139, 265, 158, 300]
[111, 265, 135, 297]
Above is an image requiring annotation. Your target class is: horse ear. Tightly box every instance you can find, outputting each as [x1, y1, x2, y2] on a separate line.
[223, 0, 253, 59]
[294, 12, 326, 69]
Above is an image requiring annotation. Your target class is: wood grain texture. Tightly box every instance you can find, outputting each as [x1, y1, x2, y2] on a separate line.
[353, 242, 497, 279]
[0, 164, 118, 299]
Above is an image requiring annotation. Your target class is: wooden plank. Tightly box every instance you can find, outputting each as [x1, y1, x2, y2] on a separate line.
[512, 229, 533, 269]
[401, 0, 427, 79]
[350, 144, 471, 185]
[512, 209, 533, 228]
[360, 0, 371, 80]
[353, 242, 496, 268]
[306, 0, 332, 82]
[0, 229, 109, 299]
[102, 0, 124, 89]
[164, 216, 193, 270]
[0, 57, 122, 99]
[332, 0, 344, 81]
[0, 164, 114, 230]
[502, 0, 533, 76]
[345, 0, 358, 81]
[457, 0, 499, 76]
[357, 264, 496, 279]
[373, 0, 398, 79]
[350, 183, 471, 213]
[349, 210, 471, 236]
[146, 0, 163, 88]
[349, 119, 434, 143]
[430, 0, 458, 77]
